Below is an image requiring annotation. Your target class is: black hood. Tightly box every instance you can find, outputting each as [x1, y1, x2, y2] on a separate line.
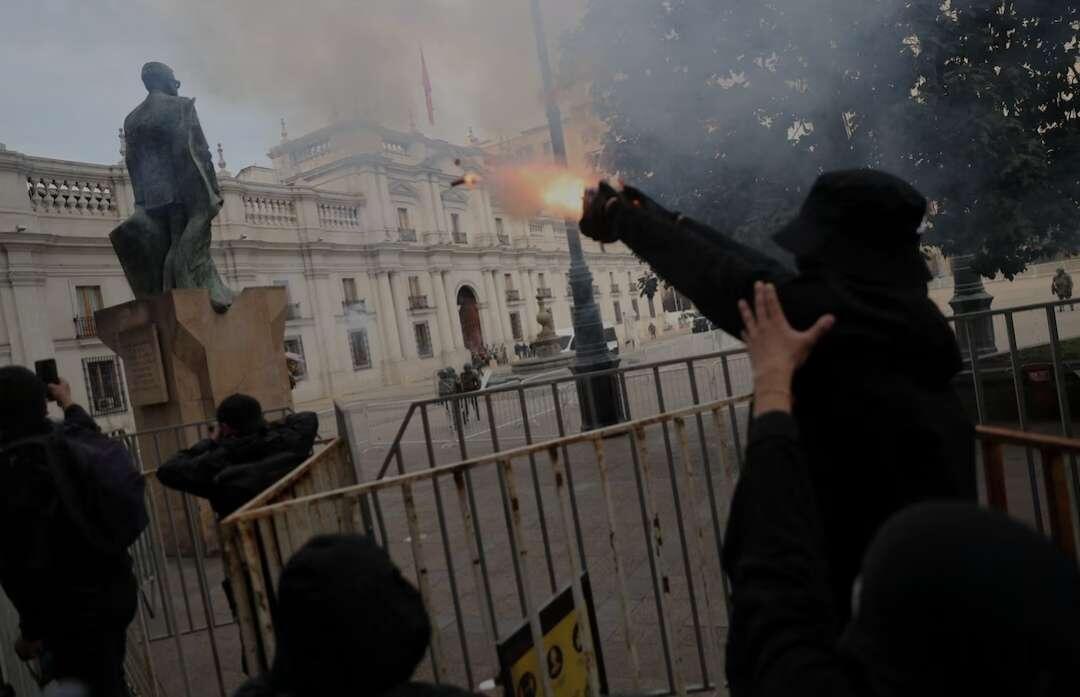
[841, 503, 1080, 697]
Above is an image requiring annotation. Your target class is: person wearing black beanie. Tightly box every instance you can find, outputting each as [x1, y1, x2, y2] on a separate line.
[234, 534, 477, 697]
[722, 282, 1080, 696]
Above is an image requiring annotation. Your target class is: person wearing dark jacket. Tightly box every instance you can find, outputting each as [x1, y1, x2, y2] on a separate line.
[725, 282, 1080, 697]
[234, 534, 476, 697]
[0, 367, 147, 697]
[156, 394, 319, 518]
[580, 170, 976, 626]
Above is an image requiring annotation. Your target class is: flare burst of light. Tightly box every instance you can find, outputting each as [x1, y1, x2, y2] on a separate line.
[450, 172, 482, 188]
[541, 173, 589, 218]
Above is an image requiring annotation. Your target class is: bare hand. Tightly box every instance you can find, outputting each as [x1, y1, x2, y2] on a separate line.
[46, 378, 74, 410]
[738, 282, 834, 414]
[15, 636, 43, 661]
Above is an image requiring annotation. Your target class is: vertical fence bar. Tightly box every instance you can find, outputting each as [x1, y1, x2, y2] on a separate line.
[486, 394, 528, 620]
[151, 434, 197, 632]
[550, 382, 588, 569]
[673, 417, 726, 686]
[517, 388, 558, 592]
[143, 474, 194, 697]
[547, 446, 602, 697]
[1041, 448, 1079, 561]
[720, 355, 744, 469]
[237, 519, 277, 672]
[452, 469, 500, 649]
[652, 367, 710, 685]
[1004, 312, 1044, 533]
[418, 406, 474, 688]
[592, 438, 642, 690]
[180, 495, 227, 697]
[223, 527, 263, 676]
[961, 319, 988, 424]
[499, 457, 556, 697]
[631, 425, 686, 697]
[1045, 306, 1080, 539]
[401, 480, 447, 684]
[685, 361, 734, 613]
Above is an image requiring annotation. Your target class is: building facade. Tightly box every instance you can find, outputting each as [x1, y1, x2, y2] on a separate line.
[0, 120, 661, 431]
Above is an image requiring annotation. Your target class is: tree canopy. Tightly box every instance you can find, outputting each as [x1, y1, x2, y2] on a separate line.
[564, 1, 1080, 278]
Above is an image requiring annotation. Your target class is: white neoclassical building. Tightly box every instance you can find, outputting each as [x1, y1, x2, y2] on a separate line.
[0, 120, 665, 431]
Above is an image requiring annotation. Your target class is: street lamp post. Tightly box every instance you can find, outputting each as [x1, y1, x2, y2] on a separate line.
[527, 0, 624, 429]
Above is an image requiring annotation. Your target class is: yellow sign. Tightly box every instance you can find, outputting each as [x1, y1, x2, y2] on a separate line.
[497, 574, 605, 697]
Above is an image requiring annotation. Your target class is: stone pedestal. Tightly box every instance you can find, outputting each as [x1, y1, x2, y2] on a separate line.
[948, 254, 998, 358]
[95, 287, 292, 553]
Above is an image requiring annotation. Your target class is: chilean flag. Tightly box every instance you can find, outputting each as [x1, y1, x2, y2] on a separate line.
[421, 47, 435, 126]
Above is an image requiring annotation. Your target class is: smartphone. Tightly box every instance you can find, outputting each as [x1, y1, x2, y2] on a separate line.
[34, 359, 59, 385]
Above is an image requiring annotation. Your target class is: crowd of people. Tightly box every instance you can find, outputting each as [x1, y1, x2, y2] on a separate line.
[0, 168, 1077, 697]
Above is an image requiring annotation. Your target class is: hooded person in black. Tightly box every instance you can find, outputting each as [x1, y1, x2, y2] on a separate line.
[156, 394, 319, 518]
[724, 282, 1080, 696]
[580, 170, 976, 623]
[234, 534, 476, 697]
[0, 367, 147, 697]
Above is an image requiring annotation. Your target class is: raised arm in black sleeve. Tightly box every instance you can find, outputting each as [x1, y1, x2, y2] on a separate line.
[722, 412, 861, 697]
[155, 440, 228, 500]
[583, 187, 795, 334]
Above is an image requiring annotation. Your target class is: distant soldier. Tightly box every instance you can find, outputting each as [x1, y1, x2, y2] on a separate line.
[1052, 268, 1073, 311]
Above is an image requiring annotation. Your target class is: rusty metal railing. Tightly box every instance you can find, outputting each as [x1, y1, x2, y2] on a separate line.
[977, 425, 1080, 560]
[222, 394, 753, 696]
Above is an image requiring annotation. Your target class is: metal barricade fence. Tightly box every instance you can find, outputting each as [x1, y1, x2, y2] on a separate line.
[222, 395, 753, 696]
[370, 350, 755, 482]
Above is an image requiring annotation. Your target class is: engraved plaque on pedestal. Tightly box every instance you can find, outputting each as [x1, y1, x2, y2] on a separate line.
[118, 324, 169, 406]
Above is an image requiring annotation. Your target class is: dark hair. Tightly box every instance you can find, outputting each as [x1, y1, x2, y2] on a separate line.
[215, 394, 264, 436]
[272, 534, 430, 696]
[0, 366, 49, 442]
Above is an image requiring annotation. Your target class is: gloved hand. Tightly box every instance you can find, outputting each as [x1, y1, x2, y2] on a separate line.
[580, 181, 624, 243]
[580, 182, 677, 244]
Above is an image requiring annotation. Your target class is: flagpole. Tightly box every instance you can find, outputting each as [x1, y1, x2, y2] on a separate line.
[527, 0, 623, 429]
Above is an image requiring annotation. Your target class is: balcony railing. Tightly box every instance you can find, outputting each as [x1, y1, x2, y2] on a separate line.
[408, 295, 430, 310]
[397, 227, 418, 243]
[342, 299, 367, 313]
[593, 284, 602, 296]
[505, 289, 521, 303]
[497, 233, 510, 246]
[536, 287, 553, 300]
[286, 303, 302, 321]
[423, 231, 450, 245]
[452, 232, 468, 244]
[74, 315, 97, 339]
[610, 283, 621, 294]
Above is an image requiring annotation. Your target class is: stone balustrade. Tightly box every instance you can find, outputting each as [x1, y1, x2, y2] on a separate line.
[242, 194, 298, 226]
[423, 231, 450, 245]
[318, 202, 361, 229]
[452, 231, 468, 245]
[397, 227, 418, 243]
[26, 175, 118, 216]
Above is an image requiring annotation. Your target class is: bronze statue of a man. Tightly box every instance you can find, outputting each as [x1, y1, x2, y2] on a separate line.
[111, 61, 233, 312]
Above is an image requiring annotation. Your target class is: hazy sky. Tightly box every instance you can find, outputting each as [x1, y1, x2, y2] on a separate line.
[1, 0, 586, 168]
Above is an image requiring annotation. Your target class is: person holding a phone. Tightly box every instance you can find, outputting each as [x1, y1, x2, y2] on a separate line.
[0, 365, 147, 697]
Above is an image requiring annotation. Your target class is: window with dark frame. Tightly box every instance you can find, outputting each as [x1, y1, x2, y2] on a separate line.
[613, 301, 623, 324]
[349, 329, 372, 370]
[510, 312, 523, 340]
[342, 277, 359, 305]
[82, 355, 127, 416]
[648, 296, 657, 318]
[397, 207, 411, 230]
[632, 297, 641, 319]
[75, 285, 103, 338]
[414, 322, 434, 358]
[284, 336, 307, 379]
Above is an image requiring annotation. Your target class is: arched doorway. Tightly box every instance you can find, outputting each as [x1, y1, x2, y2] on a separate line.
[457, 286, 484, 353]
